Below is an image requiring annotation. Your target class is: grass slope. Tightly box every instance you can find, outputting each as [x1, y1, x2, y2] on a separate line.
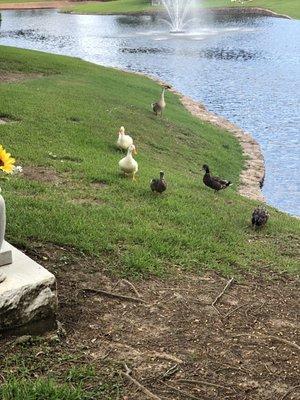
[65, 0, 300, 19]
[0, 45, 299, 277]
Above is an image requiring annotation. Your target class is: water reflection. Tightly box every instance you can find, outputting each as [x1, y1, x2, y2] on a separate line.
[0, 10, 299, 216]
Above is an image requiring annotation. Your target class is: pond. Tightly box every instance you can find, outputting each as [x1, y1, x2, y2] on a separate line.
[0, 10, 299, 216]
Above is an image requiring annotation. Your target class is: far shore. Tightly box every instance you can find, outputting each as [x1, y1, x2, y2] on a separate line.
[0, 3, 292, 20]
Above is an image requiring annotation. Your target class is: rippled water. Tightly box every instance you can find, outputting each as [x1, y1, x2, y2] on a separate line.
[0, 10, 299, 215]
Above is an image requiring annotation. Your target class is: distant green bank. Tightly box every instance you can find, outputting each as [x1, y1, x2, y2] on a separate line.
[63, 0, 300, 19]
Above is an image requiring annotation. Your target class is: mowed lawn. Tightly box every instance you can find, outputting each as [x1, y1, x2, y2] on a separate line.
[64, 0, 300, 19]
[0, 45, 299, 278]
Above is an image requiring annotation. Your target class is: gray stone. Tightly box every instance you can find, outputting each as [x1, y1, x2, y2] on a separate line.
[14, 335, 32, 345]
[0, 242, 12, 267]
[0, 242, 57, 333]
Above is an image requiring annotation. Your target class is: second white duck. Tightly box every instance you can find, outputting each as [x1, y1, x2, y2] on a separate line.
[117, 126, 133, 151]
[119, 144, 138, 181]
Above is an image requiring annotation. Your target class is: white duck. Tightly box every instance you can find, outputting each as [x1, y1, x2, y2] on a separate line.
[117, 126, 133, 151]
[119, 144, 138, 180]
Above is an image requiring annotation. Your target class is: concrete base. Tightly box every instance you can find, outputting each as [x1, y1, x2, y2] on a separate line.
[0, 242, 57, 333]
[0, 241, 13, 267]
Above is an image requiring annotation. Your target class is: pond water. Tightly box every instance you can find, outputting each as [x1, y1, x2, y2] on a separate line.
[0, 10, 299, 216]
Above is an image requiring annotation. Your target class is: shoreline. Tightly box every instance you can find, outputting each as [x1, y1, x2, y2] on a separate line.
[0, 4, 293, 19]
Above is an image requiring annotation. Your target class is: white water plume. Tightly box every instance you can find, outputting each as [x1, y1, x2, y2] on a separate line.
[161, 0, 195, 33]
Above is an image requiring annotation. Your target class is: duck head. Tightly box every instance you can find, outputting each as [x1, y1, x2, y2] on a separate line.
[119, 126, 125, 136]
[128, 144, 137, 156]
[202, 164, 210, 173]
[160, 171, 165, 179]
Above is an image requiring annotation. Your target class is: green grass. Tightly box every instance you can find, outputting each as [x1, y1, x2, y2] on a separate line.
[64, 0, 300, 19]
[0, 45, 299, 278]
[0, 378, 87, 400]
[202, 0, 300, 18]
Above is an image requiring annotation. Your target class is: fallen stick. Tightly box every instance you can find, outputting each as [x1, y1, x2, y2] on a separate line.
[212, 278, 234, 308]
[177, 378, 234, 391]
[233, 334, 300, 352]
[280, 385, 300, 400]
[121, 279, 141, 298]
[161, 364, 179, 381]
[151, 351, 183, 364]
[223, 302, 250, 319]
[120, 371, 161, 400]
[81, 288, 146, 304]
[162, 382, 202, 400]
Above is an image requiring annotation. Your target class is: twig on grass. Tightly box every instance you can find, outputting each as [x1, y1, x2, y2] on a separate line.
[223, 302, 250, 319]
[280, 385, 300, 400]
[233, 333, 300, 352]
[121, 279, 141, 298]
[211, 278, 234, 310]
[177, 378, 234, 391]
[161, 364, 180, 380]
[81, 287, 146, 304]
[120, 369, 161, 400]
[162, 381, 202, 400]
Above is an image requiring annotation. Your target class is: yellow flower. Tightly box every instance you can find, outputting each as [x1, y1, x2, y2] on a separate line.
[0, 145, 15, 174]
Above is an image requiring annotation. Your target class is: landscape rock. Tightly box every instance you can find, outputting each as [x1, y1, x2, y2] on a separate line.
[0, 242, 57, 333]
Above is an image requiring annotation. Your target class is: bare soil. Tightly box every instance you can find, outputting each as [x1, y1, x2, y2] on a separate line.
[1, 244, 299, 399]
[0, 1, 71, 10]
[0, 71, 43, 83]
[22, 166, 63, 184]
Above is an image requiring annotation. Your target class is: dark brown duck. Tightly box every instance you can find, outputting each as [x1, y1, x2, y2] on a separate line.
[202, 164, 231, 192]
[150, 171, 167, 194]
[252, 206, 269, 229]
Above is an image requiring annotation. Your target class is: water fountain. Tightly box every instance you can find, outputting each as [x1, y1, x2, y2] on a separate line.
[161, 0, 195, 33]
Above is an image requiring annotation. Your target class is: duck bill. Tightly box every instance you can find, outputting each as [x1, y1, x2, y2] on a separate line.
[133, 149, 137, 155]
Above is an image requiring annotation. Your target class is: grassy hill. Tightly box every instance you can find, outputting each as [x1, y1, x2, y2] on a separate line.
[0, 45, 299, 278]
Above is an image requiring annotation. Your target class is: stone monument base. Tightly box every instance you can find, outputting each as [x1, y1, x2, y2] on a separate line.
[0, 242, 57, 333]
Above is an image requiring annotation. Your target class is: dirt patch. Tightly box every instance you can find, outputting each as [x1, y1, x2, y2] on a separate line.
[1, 244, 299, 399]
[0, 71, 43, 84]
[69, 197, 105, 205]
[22, 166, 62, 184]
[90, 179, 109, 189]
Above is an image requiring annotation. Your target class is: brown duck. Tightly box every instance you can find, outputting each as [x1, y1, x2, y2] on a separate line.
[252, 206, 269, 229]
[202, 164, 231, 192]
[151, 85, 171, 116]
[150, 171, 167, 194]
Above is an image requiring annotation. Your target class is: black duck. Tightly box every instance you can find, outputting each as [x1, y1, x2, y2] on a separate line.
[252, 206, 269, 229]
[202, 164, 231, 192]
[150, 171, 167, 194]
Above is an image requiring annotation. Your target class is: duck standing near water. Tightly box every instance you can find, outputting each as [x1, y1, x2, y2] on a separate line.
[202, 164, 231, 192]
[150, 171, 167, 194]
[119, 144, 138, 181]
[152, 85, 171, 116]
